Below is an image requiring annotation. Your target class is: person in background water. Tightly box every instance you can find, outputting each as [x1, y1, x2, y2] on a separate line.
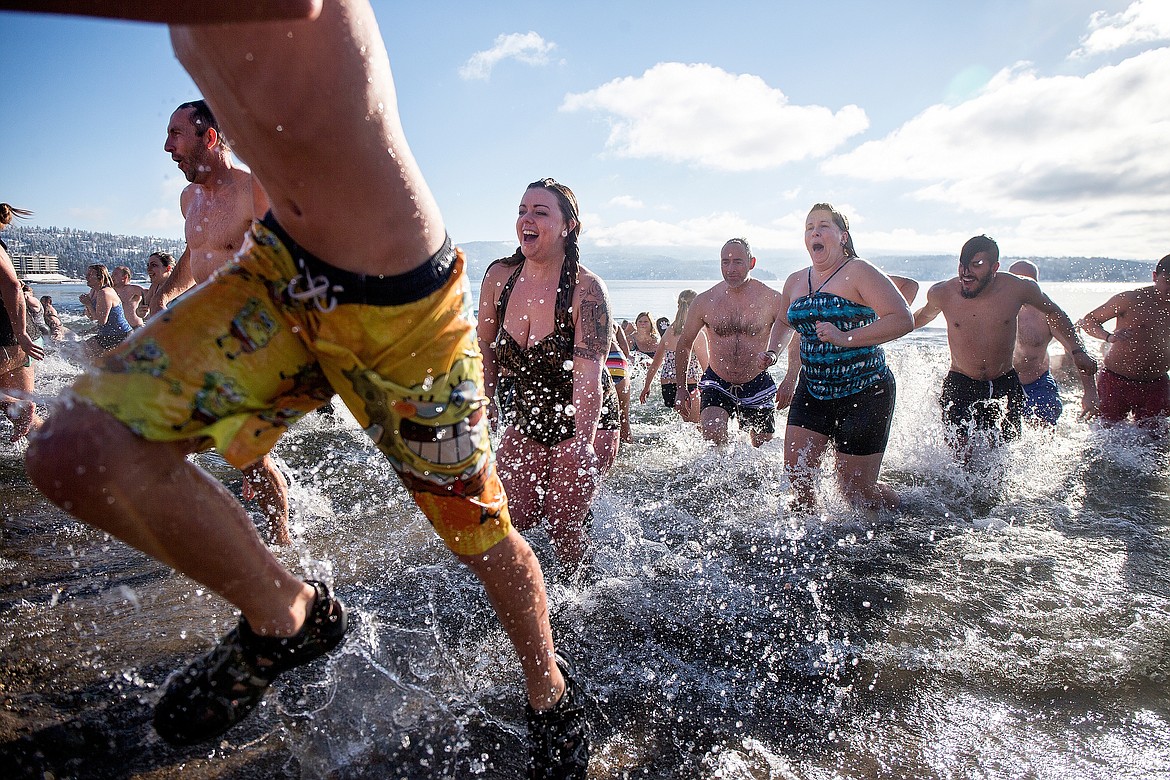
[111, 265, 147, 328]
[479, 178, 620, 574]
[914, 235, 1096, 452]
[80, 264, 133, 357]
[1078, 253, 1170, 425]
[620, 318, 638, 352]
[1009, 260, 1098, 425]
[17, 4, 590, 776]
[773, 203, 913, 512]
[607, 322, 634, 444]
[0, 202, 46, 440]
[21, 283, 50, 341]
[674, 240, 785, 446]
[630, 311, 659, 360]
[141, 251, 175, 320]
[639, 290, 709, 424]
[39, 295, 76, 342]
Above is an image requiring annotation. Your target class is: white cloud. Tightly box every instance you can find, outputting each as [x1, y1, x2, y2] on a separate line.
[607, 195, 645, 209]
[134, 206, 184, 237]
[586, 211, 790, 250]
[459, 32, 556, 81]
[1072, 0, 1170, 58]
[561, 62, 868, 172]
[822, 47, 1170, 258]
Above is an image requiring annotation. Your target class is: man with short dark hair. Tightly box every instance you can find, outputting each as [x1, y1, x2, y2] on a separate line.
[1079, 254, 1170, 424]
[155, 98, 291, 546]
[913, 235, 1096, 448]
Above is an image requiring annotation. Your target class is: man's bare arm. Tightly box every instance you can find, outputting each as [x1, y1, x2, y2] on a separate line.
[912, 285, 944, 329]
[0, 1, 321, 24]
[1078, 293, 1128, 343]
[1027, 282, 1097, 376]
[673, 296, 707, 390]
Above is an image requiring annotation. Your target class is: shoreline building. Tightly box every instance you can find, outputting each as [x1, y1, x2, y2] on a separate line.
[12, 252, 73, 283]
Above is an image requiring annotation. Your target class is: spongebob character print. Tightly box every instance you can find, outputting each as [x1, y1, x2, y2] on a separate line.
[73, 215, 511, 556]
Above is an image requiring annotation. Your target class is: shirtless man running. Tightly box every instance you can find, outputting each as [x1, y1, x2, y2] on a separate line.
[156, 99, 290, 546]
[1078, 254, 1170, 425]
[674, 238, 786, 446]
[111, 266, 147, 328]
[1009, 260, 1098, 424]
[152, 100, 266, 313]
[913, 235, 1096, 449]
[16, 3, 588, 773]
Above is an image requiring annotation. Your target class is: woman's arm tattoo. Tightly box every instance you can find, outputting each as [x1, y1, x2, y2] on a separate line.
[574, 279, 611, 361]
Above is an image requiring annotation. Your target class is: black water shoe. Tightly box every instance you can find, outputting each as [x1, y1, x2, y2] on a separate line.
[153, 580, 348, 745]
[527, 653, 591, 779]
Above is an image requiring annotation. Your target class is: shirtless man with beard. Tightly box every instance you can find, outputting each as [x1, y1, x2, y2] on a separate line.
[913, 235, 1096, 449]
[155, 99, 290, 545]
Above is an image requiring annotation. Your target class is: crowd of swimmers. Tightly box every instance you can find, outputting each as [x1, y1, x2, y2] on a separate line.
[3, 3, 1170, 778]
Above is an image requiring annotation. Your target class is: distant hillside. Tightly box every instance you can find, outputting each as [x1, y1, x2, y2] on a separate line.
[871, 254, 1155, 283]
[458, 241, 779, 281]
[5, 225, 1154, 283]
[4, 225, 184, 279]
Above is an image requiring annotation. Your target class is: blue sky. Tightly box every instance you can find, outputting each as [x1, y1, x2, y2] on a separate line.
[1, 0, 1167, 262]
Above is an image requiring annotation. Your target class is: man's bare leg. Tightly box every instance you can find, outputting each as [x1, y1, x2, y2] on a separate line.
[699, 406, 731, 445]
[25, 402, 314, 636]
[242, 455, 291, 545]
[458, 531, 565, 710]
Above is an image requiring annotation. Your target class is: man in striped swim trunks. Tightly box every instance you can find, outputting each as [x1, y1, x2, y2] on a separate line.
[673, 238, 787, 447]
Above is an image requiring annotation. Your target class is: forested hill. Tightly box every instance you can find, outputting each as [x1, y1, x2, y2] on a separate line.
[5, 225, 184, 278]
[5, 226, 1156, 283]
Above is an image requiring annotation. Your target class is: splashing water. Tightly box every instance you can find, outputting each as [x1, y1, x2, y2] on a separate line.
[0, 287, 1167, 779]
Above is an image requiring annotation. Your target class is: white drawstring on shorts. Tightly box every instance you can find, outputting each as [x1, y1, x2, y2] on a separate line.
[287, 269, 342, 313]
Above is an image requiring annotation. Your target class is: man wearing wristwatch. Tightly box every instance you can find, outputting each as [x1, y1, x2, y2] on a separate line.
[913, 235, 1097, 449]
[1078, 254, 1170, 425]
[671, 237, 787, 447]
[1009, 260, 1099, 425]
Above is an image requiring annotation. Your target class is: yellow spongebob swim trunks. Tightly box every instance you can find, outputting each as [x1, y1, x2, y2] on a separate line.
[74, 214, 510, 556]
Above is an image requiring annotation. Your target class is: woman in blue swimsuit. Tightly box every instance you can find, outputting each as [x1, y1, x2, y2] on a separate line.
[81, 264, 133, 358]
[775, 204, 914, 512]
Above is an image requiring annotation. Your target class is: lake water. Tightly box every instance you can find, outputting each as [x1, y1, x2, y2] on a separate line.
[1, 278, 1166, 779]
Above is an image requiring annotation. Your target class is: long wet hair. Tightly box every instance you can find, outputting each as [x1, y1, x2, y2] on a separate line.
[88, 264, 115, 289]
[495, 178, 582, 270]
[809, 202, 858, 259]
[673, 289, 698, 335]
[0, 203, 33, 228]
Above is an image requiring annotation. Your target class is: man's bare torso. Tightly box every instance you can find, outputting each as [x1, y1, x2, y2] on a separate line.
[936, 276, 1027, 380]
[171, 0, 444, 276]
[1013, 305, 1052, 384]
[699, 279, 783, 384]
[182, 168, 255, 284]
[1103, 286, 1170, 380]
